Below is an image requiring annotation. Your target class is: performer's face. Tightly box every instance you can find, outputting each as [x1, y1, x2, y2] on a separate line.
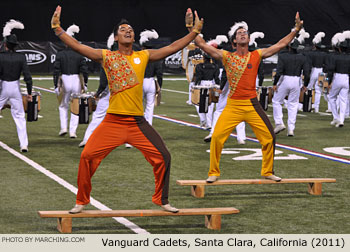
[234, 28, 250, 45]
[116, 24, 135, 44]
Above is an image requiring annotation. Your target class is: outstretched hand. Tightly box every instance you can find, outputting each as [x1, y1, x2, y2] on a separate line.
[294, 12, 303, 32]
[185, 8, 203, 34]
[51, 5, 61, 29]
[185, 8, 193, 28]
[193, 10, 204, 34]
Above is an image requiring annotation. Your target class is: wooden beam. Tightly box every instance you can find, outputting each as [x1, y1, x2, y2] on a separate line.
[177, 178, 336, 198]
[38, 207, 240, 233]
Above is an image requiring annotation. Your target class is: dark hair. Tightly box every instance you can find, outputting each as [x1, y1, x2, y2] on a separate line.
[113, 19, 131, 36]
[231, 26, 250, 45]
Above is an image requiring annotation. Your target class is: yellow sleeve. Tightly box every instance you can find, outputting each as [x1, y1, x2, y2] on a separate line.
[257, 49, 262, 60]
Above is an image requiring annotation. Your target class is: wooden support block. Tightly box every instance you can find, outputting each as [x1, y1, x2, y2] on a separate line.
[57, 217, 72, 233]
[38, 207, 239, 233]
[308, 182, 322, 195]
[191, 185, 205, 198]
[205, 214, 221, 230]
[177, 178, 336, 198]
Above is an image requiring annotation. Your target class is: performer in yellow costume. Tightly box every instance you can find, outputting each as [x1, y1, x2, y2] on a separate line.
[51, 6, 203, 213]
[185, 9, 304, 183]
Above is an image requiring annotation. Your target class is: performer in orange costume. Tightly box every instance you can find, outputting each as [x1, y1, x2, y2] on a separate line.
[50, 6, 203, 213]
[185, 9, 304, 183]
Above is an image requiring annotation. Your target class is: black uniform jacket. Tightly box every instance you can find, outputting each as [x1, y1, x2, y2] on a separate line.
[53, 48, 89, 88]
[0, 51, 32, 94]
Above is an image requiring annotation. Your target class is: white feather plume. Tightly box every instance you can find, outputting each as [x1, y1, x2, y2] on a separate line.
[312, 32, 325, 44]
[2, 19, 24, 37]
[342, 30, 350, 40]
[139, 29, 159, 45]
[249, 32, 264, 46]
[331, 32, 342, 46]
[107, 33, 115, 49]
[297, 28, 310, 44]
[228, 21, 248, 39]
[66, 24, 80, 37]
[338, 32, 346, 43]
[215, 35, 228, 45]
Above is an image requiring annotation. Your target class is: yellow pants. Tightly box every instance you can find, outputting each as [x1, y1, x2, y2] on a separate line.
[209, 98, 276, 177]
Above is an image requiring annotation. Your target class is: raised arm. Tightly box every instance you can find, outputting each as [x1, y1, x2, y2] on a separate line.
[187, 9, 223, 61]
[261, 12, 303, 59]
[148, 9, 203, 62]
[51, 6, 103, 63]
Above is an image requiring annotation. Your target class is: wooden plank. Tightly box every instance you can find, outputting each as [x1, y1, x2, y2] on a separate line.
[38, 207, 239, 218]
[177, 178, 336, 186]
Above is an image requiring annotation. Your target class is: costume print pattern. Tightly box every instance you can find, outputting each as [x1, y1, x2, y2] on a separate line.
[104, 51, 139, 96]
[225, 52, 251, 98]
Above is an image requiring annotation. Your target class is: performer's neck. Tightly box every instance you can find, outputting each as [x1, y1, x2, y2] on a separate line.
[118, 43, 133, 55]
[235, 45, 249, 56]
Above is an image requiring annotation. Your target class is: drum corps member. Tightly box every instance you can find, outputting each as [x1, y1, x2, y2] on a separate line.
[0, 20, 32, 152]
[272, 29, 311, 137]
[139, 29, 163, 126]
[327, 31, 350, 128]
[53, 24, 89, 138]
[306, 32, 327, 113]
[186, 9, 304, 183]
[51, 5, 203, 213]
[79, 34, 117, 148]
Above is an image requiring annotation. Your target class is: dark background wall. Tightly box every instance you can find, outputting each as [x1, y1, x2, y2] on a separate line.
[1, 0, 350, 46]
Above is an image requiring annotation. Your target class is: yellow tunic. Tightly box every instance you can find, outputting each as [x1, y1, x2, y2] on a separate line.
[102, 49, 149, 116]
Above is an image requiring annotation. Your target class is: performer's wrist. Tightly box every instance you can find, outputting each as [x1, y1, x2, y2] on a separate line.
[192, 28, 201, 34]
[54, 27, 65, 37]
[292, 27, 300, 33]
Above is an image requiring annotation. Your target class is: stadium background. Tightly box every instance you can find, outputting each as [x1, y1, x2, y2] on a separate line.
[0, 0, 350, 74]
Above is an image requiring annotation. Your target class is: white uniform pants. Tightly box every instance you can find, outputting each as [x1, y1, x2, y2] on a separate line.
[82, 92, 110, 143]
[0, 80, 28, 148]
[329, 73, 349, 124]
[59, 74, 81, 134]
[346, 90, 350, 118]
[308, 67, 323, 112]
[272, 76, 301, 131]
[209, 81, 246, 141]
[143, 77, 156, 125]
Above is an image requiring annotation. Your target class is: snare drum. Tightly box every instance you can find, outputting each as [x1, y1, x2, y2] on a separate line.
[209, 86, 220, 103]
[191, 86, 201, 105]
[70, 93, 94, 124]
[22, 90, 42, 122]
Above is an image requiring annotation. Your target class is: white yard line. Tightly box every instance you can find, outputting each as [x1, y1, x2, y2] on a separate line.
[0, 141, 149, 234]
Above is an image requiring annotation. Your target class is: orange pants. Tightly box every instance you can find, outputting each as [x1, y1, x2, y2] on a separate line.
[209, 98, 276, 177]
[76, 113, 171, 206]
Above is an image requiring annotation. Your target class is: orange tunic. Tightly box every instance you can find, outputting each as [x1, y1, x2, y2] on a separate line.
[222, 49, 262, 99]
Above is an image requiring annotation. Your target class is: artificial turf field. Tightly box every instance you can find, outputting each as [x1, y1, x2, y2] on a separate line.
[0, 75, 349, 234]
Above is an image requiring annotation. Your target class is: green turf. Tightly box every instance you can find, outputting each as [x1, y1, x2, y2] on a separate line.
[0, 75, 349, 234]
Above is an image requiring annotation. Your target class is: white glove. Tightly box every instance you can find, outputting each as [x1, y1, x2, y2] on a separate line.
[84, 84, 88, 92]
